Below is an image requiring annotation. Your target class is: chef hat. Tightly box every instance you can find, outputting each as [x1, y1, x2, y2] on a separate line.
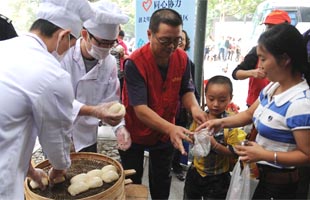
[84, 0, 129, 40]
[37, 0, 93, 39]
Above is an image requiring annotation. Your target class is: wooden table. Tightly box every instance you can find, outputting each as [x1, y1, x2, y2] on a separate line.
[125, 184, 148, 200]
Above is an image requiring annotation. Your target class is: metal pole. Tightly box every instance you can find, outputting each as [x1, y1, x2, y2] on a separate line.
[194, 0, 208, 107]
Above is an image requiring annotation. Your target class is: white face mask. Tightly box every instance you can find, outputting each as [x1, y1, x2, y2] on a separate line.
[52, 34, 70, 62]
[87, 43, 111, 60]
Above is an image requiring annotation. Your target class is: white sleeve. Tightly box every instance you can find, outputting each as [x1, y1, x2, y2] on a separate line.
[72, 100, 84, 122]
[33, 73, 74, 170]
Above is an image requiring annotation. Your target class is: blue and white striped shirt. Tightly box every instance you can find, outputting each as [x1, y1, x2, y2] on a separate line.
[253, 80, 310, 168]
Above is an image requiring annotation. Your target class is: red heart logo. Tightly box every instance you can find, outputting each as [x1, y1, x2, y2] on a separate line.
[142, 0, 152, 12]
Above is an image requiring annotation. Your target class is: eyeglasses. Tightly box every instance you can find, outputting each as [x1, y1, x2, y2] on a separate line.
[87, 31, 118, 48]
[153, 34, 183, 47]
[178, 40, 185, 47]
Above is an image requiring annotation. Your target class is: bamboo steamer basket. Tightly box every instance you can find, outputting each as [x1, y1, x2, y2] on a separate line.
[24, 152, 125, 200]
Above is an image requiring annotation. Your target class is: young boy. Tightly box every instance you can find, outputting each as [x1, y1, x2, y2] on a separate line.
[183, 75, 245, 199]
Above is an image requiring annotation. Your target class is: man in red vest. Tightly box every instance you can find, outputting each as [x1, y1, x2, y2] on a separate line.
[121, 8, 207, 199]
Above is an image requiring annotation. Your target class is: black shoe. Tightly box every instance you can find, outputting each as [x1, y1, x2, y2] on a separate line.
[175, 171, 185, 181]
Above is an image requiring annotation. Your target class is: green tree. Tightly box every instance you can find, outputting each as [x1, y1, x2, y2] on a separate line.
[0, 0, 40, 33]
[206, 0, 265, 36]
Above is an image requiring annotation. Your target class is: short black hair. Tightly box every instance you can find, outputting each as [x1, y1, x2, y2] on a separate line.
[0, 14, 18, 40]
[30, 19, 75, 40]
[205, 75, 233, 95]
[119, 30, 125, 37]
[30, 19, 61, 38]
[149, 8, 183, 33]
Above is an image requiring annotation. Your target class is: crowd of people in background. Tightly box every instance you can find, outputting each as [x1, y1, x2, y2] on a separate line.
[204, 35, 242, 62]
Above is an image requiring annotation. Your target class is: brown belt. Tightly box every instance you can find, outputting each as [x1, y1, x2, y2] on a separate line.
[257, 164, 299, 184]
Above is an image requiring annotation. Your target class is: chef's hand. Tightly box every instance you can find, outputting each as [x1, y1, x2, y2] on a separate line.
[27, 167, 48, 190]
[48, 168, 66, 187]
[115, 126, 132, 151]
[92, 102, 123, 126]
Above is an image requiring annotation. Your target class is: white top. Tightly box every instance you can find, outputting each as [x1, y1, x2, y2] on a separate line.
[61, 38, 120, 151]
[0, 33, 73, 199]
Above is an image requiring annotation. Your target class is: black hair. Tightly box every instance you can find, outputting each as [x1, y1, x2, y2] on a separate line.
[119, 30, 125, 37]
[205, 75, 233, 95]
[182, 30, 190, 51]
[0, 14, 18, 40]
[149, 8, 183, 33]
[30, 19, 75, 40]
[30, 19, 61, 38]
[258, 23, 310, 86]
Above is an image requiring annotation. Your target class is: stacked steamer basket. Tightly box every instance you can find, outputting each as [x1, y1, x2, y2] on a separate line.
[24, 152, 126, 200]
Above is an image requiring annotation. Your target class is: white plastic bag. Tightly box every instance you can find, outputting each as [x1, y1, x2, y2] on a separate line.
[226, 160, 251, 200]
[191, 128, 211, 158]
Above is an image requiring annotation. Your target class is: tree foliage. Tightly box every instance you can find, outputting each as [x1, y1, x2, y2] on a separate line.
[0, 0, 40, 33]
[206, 0, 265, 36]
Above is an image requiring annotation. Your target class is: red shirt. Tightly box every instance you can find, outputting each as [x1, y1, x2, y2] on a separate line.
[118, 39, 128, 71]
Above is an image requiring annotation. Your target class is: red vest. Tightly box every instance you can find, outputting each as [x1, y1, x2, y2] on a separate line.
[123, 43, 187, 145]
[246, 62, 269, 106]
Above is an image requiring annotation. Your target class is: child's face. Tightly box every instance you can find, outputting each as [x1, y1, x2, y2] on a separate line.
[205, 83, 232, 117]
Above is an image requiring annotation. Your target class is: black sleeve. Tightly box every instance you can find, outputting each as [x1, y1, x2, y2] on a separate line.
[189, 60, 200, 103]
[231, 46, 258, 80]
[124, 59, 147, 106]
[179, 58, 195, 97]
